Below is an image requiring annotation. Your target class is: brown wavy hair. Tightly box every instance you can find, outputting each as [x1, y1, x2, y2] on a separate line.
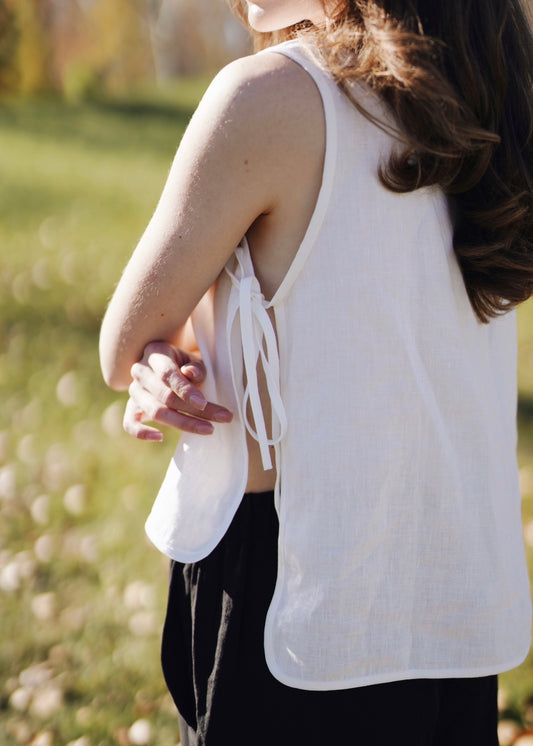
[229, 0, 533, 321]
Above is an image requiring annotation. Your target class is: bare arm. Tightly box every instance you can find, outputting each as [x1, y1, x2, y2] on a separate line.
[100, 50, 325, 451]
[99, 52, 309, 390]
[123, 340, 234, 440]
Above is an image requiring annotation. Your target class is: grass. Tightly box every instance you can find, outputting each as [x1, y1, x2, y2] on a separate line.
[1, 85, 533, 745]
[0, 85, 210, 746]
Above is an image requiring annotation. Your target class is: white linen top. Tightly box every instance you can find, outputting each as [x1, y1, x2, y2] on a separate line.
[145, 40, 532, 689]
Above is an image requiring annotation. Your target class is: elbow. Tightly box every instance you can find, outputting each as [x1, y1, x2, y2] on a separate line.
[99, 290, 145, 390]
[99, 331, 134, 392]
[101, 365, 130, 392]
[100, 356, 131, 392]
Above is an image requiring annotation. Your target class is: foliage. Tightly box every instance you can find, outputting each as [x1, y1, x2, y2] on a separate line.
[0, 0, 19, 94]
[0, 0, 249, 99]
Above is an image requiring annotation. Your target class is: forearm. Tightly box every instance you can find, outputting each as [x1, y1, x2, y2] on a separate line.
[99, 52, 307, 389]
[99, 311, 196, 391]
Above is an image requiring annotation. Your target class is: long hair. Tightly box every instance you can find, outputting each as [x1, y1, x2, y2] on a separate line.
[229, 0, 533, 322]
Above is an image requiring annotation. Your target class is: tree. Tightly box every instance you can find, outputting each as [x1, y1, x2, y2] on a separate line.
[0, 0, 249, 98]
[147, 0, 250, 79]
[0, 0, 19, 93]
[11, 0, 52, 94]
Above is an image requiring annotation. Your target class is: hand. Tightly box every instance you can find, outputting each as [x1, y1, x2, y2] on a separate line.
[123, 341, 233, 441]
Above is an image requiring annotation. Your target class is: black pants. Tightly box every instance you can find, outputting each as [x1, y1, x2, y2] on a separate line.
[161, 492, 499, 746]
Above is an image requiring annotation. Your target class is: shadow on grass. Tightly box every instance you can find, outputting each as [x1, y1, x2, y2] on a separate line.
[94, 97, 194, 120]
[0, 92, 201, 155]
[519, 395, 533, 422]
[518, 395, 533, 448]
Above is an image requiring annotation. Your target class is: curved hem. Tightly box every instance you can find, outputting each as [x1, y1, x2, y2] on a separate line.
[261, 639, 532, 691]
[144, 499, 242, 563]
[144, 457, 249, 564]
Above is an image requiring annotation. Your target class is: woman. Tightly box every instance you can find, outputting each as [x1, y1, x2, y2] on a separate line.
[99, 1, 533, 743]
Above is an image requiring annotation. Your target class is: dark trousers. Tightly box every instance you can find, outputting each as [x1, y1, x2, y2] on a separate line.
[161, 492, 499, 746]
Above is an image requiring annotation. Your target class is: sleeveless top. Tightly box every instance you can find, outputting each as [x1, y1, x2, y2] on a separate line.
[145, 40, 532, 689]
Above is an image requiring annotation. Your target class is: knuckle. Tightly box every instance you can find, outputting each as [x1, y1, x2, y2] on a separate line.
[123, 402, 139, 430]
[143, 342, 157, 358]
[144, 402, 157, 420]
[160, 367, 176, 386]
[167, 372, 190, 399]
[152, 405, 169, 422]
[144, 340, 165, 359]
[122, 416, 134, 435]
[161, 388, 177, 408]
[130, 361, 142, 379]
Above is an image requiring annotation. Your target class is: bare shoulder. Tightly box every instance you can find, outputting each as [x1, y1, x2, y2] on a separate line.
[193, 50, 325, 159]
[214, 49, 323, 106]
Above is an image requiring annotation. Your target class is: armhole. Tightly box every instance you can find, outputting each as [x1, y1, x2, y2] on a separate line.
[258, 42, 338, 307]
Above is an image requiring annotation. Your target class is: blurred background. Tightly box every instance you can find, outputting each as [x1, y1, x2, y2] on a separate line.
[1, 1, 533, 745]
[0, 0, 250, 99]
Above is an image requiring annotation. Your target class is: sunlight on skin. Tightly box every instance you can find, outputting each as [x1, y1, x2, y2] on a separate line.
[2, 78, 533, 743]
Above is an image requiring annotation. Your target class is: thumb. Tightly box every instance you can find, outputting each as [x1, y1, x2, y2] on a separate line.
[180, 359, 206, 384]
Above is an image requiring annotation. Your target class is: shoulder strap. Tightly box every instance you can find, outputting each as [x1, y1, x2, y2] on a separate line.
[257, 40, 339, 305]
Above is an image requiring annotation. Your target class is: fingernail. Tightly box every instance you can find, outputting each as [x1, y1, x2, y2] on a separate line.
[146, 432, 163, 442]
[213, 410, 232, 423]
[196, 422, 214, 434]
[189, 393, 207, 410]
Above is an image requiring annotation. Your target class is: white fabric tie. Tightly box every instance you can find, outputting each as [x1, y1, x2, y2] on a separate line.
[225, 244, 287, 471]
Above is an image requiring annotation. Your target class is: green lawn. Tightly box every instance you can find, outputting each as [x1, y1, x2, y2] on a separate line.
[0, 88, 206, 746]
[1, 89, 533, 745]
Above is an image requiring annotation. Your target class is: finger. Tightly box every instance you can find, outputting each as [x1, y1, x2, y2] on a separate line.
[127, 383, 215, 435]
[142, 350, 208, 411]
[143, 340, 180, 361]
[142, 342, 207, 383]
[131, 361, 232, 422]
[180, 360, 207, 384]
[123, 398, 164, 441]
[130, 364, 185, 411]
